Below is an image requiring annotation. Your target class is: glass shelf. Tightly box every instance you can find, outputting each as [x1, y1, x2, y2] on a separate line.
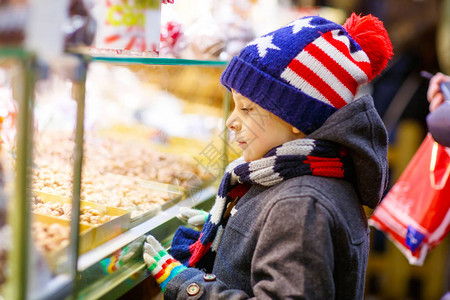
[90, 55, 229, 67]
[0, 47, 229, 67]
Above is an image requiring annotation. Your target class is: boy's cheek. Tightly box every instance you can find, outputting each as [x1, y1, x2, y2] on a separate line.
[243, 141, 266, 162]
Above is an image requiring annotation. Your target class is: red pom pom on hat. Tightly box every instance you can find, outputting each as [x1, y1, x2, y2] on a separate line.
[343, 13, 393, 81]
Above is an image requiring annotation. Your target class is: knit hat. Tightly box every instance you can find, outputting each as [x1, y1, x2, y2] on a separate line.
[220, 13, 393, 134]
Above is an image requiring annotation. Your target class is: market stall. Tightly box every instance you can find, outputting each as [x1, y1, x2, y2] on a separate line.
[0, 1, 239, 299]
[0, 45, 232, 300]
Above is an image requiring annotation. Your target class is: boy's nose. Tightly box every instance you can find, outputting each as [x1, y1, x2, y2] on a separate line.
[226, 114, 241, 132]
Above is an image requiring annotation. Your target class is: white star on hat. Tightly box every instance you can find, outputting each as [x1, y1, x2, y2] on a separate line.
[247, 34, 280, 58]
[288, 17, 315, 34]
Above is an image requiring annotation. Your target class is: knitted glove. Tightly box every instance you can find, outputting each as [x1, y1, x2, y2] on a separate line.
[143, 235, 187, 292]
[177, 207, 209, 227]
[101, 236, 145, 274]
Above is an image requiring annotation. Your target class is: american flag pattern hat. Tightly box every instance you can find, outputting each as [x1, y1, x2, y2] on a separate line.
[221, 14, 393, 134]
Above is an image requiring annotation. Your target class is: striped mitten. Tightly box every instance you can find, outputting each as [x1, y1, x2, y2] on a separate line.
[143, 235, 187, 292]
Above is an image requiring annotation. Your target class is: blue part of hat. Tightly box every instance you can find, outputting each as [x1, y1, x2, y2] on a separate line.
[240, 16, 343, 78]
[220, 56, 337, 134]
[220, 15, 344, 134]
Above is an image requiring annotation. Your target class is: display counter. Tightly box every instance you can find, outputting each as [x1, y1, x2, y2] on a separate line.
[0, 49, 234, 300]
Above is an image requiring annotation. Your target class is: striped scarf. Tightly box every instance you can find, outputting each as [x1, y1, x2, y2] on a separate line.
[171, 138, 353, 267]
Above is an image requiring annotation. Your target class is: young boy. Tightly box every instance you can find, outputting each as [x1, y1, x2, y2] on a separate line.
[143, 13, 393, 299]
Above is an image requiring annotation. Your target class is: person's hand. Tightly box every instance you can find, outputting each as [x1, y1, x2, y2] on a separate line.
[101, 236, 145, 274]
[427, 72, 450, 112]
[120, 235, 145, 263]
[143, 235, 187, 292]
[177, 207, 209, 227]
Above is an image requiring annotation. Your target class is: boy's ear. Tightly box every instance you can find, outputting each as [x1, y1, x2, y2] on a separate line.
[292, 127, 306, 138]
[292, 127, 302, 134]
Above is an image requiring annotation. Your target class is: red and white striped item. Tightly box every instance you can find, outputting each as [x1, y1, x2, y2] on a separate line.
[281, 30, 371, 109]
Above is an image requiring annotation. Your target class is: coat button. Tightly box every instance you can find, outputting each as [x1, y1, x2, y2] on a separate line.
[203, 273, 216, 281]
[186, 283, 200, 296]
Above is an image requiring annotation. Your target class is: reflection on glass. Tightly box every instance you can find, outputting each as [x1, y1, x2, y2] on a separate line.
[30, 68, 76, 282]
[0, 59, 19, 299]
[0, 101, 10, 299]
[79, 63, 225, 223]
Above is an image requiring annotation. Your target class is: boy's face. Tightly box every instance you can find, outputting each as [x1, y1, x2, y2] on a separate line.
[226, 91, 304, 162]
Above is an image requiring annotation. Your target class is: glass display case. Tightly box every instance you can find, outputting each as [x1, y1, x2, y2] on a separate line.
[0, 49, 31, 300]
[0, 49, 88, 300]
[0, 48, 233, 299]
[74, 56, 231, 299]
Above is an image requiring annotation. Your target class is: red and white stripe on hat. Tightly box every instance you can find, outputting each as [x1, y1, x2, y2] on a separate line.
[281, 29, 372, 109]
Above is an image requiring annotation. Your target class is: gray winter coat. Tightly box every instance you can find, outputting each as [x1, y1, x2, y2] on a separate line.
[165, 94, 389, 299]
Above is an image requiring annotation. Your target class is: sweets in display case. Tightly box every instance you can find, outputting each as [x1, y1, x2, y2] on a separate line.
[32, 221, 70, 253]
[32, 131, 210, 220]
[32, 194, 119, 226]
[31, 191, 130, 259]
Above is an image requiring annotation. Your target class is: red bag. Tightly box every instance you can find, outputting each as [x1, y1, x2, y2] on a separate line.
[369, 134, 450, 266]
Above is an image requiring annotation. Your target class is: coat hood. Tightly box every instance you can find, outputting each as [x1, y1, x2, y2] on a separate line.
[308, 94, 389, 209]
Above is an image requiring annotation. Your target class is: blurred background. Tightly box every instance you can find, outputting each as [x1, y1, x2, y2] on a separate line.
[1, 0, 449, 299]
